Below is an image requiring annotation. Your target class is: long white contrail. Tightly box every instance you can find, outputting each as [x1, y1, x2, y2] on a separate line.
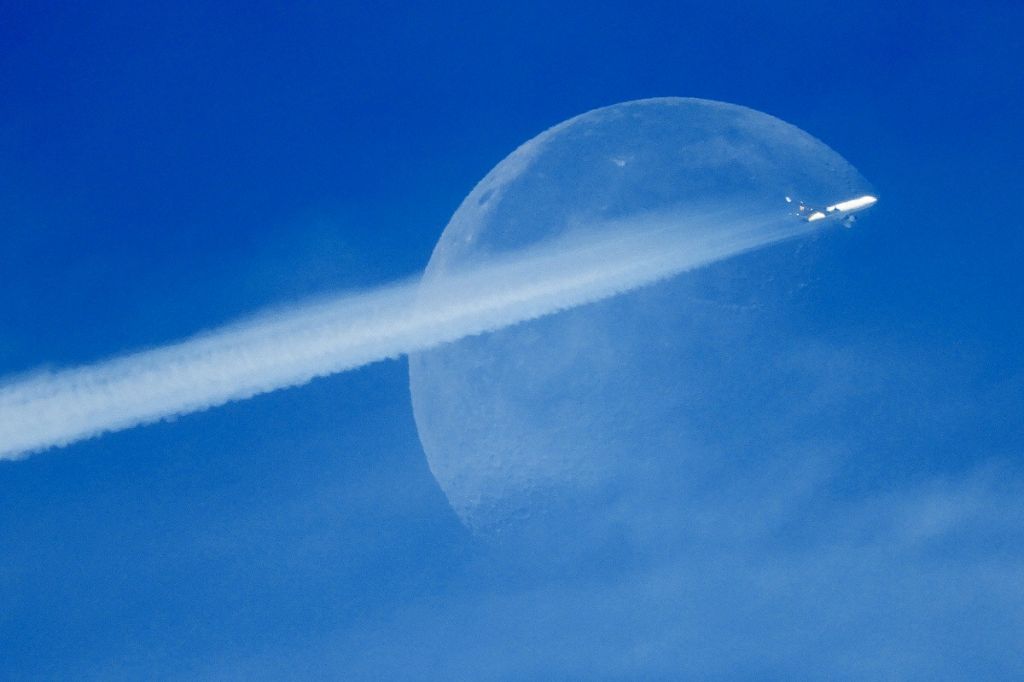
[0, 209, 818, 460]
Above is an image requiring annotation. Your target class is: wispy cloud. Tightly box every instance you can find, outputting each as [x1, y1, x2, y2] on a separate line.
[182, 463, 1024, 681]
[0, 209, 816, 460]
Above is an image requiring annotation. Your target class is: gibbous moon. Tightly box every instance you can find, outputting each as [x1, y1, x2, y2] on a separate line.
[409, 98, 871, 537]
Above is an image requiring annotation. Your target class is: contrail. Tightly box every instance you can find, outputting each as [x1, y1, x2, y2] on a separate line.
[0, 209, 819, 460]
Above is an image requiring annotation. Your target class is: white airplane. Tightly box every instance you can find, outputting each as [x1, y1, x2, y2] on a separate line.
[786, 194, 877, 227]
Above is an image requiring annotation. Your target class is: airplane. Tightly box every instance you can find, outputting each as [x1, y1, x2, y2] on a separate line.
[785, 194, 877, 228]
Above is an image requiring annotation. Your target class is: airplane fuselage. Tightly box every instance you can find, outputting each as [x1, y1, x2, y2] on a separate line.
[788, 194, 877, 227]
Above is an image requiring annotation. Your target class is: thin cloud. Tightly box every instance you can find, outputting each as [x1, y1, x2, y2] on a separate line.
[0, 209, 816, 460]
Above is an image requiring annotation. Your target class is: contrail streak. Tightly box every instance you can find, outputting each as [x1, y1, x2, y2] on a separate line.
[0, 209, 818, 460]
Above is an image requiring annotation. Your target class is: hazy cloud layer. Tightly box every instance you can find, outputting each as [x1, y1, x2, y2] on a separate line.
[180, 340, 1024, 681]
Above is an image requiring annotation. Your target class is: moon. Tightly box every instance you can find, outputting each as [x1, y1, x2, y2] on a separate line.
[409, 98, 871, 540]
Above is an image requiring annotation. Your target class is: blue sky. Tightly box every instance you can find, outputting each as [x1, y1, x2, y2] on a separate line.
[1, 2, 1022, 679]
